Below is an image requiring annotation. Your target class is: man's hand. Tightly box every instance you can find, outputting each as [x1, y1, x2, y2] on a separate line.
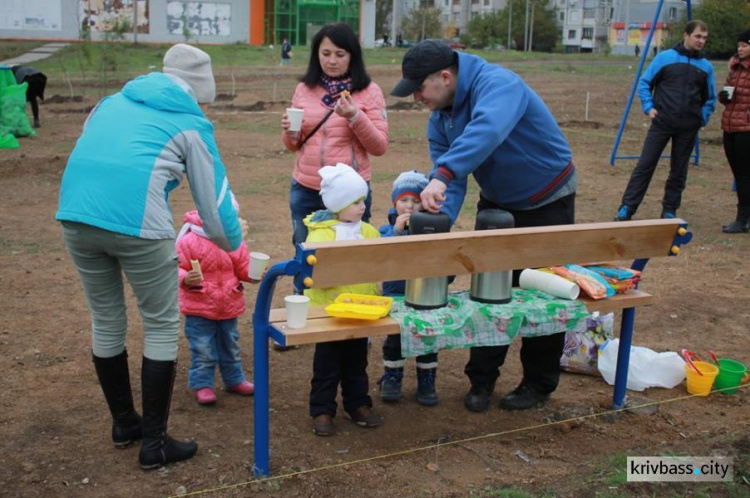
[184, 269, 203, 286]
[420, 179, 447, 213]
[648, 108, 658, 120]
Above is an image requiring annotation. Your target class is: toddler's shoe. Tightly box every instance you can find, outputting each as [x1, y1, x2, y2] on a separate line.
[195, 387, 217, 405]
[225, 380, 255, 396]
[347, 406, 381, 428]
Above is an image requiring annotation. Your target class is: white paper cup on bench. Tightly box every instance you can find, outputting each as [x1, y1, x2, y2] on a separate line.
[286, 108, 304, 132]
[519, 268, 580, 300]
[249, 252, 270, 282]
[285, 295, 310, 329]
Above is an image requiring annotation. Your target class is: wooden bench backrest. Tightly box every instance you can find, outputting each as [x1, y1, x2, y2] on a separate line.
[300, 219, 685, 289]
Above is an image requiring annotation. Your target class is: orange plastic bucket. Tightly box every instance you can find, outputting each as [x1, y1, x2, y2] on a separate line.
[684, 361, 719, 396]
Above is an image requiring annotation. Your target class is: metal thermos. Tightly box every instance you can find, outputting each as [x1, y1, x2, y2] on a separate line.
[405, 212, 451, 309]
[470, 209, 514, 304]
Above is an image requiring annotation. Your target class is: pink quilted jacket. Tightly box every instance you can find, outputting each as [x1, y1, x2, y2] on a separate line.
[176, 210, 250, 320]
[281, 82, 389, 190]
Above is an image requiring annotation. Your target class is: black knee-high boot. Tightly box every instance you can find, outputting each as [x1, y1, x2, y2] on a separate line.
[138, 357, 198, 470]
[92, 350, 143, 448]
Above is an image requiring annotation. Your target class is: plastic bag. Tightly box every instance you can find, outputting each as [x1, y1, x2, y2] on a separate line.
[560, 312, 614, 375]
[0, 82, 35, 138]
[597, 338, 686, 391]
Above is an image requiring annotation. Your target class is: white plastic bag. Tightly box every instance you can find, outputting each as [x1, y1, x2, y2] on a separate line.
[597, 338, 686, 391]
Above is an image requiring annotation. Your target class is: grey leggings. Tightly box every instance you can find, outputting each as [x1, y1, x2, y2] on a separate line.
[61, 221, 180, 361]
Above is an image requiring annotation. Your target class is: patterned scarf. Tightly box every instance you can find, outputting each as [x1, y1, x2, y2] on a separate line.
[320, 73, 352, 108]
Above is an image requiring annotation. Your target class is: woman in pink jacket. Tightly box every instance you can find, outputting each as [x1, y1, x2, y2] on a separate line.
[176, 208, 256, 405]
[281, 22, 390, 246]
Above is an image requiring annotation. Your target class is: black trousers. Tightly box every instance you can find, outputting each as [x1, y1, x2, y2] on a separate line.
[621, 120, 698, 213]
[382, 334, 437, 365]
[24, 74, 46, 124]
[463, 192, 575, 394]
[723, 131, 750, 207]
[309, 338, 371, 417]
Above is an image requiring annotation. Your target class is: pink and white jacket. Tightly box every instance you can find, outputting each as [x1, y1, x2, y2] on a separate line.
[281, 82, 389, 190]
[176, 210, 250, 320]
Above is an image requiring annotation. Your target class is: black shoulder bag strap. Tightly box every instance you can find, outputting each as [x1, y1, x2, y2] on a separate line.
[299, 109, 334, 148]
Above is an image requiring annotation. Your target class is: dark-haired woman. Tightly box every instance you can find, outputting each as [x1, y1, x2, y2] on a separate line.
[719, 29, 750, 233]
[281, 22, 389, 246]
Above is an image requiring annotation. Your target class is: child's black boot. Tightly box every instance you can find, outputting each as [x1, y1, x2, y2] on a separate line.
[416, 367, 439, 406]
[377, 367, 403, 402]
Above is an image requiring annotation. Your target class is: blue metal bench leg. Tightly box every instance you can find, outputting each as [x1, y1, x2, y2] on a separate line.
[613, 306, 636, 409]
[253, 314, 270, 477]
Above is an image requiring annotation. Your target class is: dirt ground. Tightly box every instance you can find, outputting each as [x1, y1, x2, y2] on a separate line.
[1, 61, 749, 498]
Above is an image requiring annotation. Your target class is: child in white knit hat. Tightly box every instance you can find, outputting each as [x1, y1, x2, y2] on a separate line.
[303, 162, 382, 436]
[376, 170, 440, 406]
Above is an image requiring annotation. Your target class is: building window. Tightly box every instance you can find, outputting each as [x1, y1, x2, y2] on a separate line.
[582, 27, 593, 39]
[583, 8, 595, 19]
[484, 0, 490, 5]
[568, 29, 577, 39]
[668, 7, 677, 20]
[559, 12, 564, 21]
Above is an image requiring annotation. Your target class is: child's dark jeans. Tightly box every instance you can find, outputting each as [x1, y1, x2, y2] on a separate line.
[184, 315, 246, 390]
[309, 338, 371, 417]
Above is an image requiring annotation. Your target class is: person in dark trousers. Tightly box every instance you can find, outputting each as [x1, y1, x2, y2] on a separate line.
[377, 170, 440, 406]
[12, 65, 47, 128]
[634, 44, 641, 58]
[615, 20, 716, 221]
[280, 38, 292, 66]
[718, 28, 750, 233]
[391, 40, 577, 412]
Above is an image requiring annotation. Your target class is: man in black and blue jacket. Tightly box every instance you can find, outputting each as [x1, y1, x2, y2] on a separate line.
[616, 20, 716, 221]
[391, 40, 577, 413]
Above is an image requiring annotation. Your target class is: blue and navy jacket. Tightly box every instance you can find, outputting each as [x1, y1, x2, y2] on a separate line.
[379, 208, 407, 296]
[428, 52, 574, 223]
[638, 42, 716, 131]
[56, 72, 242, 252]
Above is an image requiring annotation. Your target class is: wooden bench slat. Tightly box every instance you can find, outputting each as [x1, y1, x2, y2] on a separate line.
[266, 290, 653, 345]
[301, 219, 682, 288]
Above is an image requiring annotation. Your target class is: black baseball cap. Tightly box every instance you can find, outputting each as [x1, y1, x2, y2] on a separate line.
[391, 39, 456, 97]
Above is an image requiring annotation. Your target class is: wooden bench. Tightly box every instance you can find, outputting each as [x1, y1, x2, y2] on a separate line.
[251, 219, 692, 476]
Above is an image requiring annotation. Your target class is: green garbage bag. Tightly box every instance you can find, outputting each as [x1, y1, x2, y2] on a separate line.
[0, 132, 20, 149]
[0, 82, 35, 138]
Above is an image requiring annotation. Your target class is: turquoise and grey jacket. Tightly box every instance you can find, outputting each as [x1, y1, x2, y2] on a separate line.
[56, 72, 242, 252]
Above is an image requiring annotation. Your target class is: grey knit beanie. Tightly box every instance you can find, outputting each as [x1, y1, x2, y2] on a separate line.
[163, 44, 216, 103]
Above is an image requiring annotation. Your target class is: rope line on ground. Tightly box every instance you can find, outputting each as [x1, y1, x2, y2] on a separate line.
[171, 383, 748, 497]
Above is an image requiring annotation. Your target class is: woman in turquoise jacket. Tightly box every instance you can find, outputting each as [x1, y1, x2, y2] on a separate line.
[56, 44, 243, 470]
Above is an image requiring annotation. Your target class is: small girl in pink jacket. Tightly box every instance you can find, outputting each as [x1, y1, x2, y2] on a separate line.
[176, 205, 255, 405]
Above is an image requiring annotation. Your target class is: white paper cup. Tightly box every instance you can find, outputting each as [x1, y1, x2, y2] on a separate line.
[723, 86, 735, 100]
[285, 295, 310, 329]
[249, 252, 270, 281]
[519, 268, 580, 300]
[286, 107, 304, 132]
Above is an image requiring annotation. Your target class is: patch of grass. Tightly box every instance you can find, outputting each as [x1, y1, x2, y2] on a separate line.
[479, 487, 553, 498]
[0, 41, 44, 61]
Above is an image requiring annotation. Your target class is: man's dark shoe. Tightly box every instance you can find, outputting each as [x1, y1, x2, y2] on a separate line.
[660, 210, 677, 219]
[273, 342, 297, 352]
[312, 414, 334, 436]
[347, 406, 381, 428]
[463, 385, 493, 412]
[498, 384, 549, 411]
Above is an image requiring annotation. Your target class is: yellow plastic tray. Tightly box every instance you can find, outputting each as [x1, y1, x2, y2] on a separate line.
[325, 293, 393, 320]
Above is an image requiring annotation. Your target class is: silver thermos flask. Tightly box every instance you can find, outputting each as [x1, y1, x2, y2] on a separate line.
[470, 209, 514, 304]
[405, 212, 451, 309]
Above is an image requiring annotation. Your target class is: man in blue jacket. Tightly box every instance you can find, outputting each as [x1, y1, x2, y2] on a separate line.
[615, 20, 716, 221]
[391, 40, 577, 412]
